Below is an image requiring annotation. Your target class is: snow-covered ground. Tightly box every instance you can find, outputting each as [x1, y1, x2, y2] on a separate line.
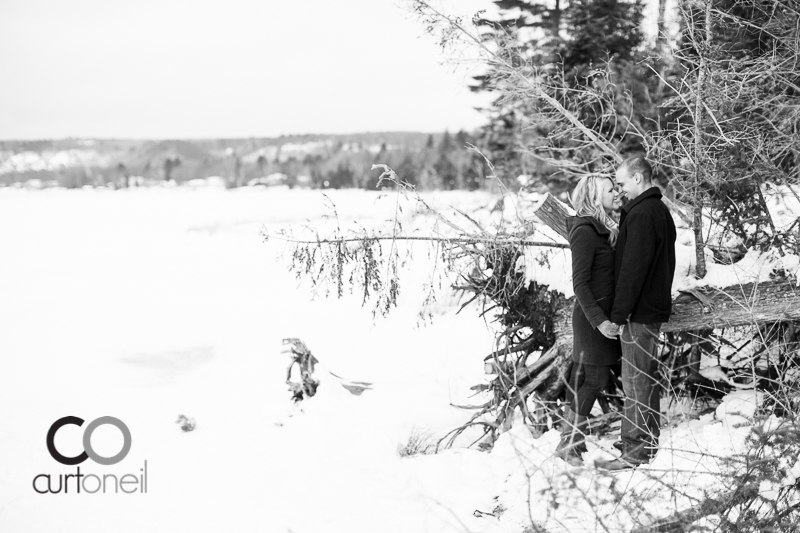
[0, 186, 793, 532]
[0, 186, 505, 532]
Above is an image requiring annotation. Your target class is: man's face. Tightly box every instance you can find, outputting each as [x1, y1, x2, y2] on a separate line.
[615, 166, 640, 201]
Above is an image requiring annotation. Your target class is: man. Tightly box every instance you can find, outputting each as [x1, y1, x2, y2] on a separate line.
[597, 156, 676, 470]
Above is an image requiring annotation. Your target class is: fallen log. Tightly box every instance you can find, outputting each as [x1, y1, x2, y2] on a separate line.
[667, 280, 800, 332]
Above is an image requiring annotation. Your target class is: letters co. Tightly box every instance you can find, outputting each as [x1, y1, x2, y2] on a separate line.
[47, 415, 132, 465]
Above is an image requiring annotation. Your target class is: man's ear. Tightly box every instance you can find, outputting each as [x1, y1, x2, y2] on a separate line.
[633, 172, 642, 184]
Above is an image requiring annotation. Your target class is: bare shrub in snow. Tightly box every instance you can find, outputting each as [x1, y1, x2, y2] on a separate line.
[397, 428, 436, 458]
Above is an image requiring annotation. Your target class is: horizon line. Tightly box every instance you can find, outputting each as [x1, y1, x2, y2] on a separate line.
[0, 129, 481, 144]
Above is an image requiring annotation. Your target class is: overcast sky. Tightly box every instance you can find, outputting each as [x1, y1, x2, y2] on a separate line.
[0, 0, 493, 139]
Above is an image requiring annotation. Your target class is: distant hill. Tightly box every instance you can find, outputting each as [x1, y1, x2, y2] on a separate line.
[0, 133, 433, 181]
[0, 130, 494, 191]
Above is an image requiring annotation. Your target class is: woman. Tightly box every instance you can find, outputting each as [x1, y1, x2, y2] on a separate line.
[555, 175, 622, 466]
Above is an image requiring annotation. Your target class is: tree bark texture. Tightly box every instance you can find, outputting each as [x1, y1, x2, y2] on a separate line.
[533, 193, 574, 242]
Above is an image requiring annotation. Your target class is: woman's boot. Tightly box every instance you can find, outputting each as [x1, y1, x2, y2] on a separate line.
[556, 406, 587, 466]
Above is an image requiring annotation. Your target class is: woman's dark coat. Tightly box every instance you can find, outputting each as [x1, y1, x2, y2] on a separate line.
[567, 216, 622, 366]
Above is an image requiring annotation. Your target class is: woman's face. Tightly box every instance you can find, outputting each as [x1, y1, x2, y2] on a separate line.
[599, 179, 622, 213]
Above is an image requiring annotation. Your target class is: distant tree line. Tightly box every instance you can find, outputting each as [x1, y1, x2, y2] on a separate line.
[0, 132, 499, 191]
[303, 131, 488, 190]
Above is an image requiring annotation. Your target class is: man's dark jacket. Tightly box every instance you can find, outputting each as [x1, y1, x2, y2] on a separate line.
[567, 216, 621, 366]
[610, 187, 677, 325]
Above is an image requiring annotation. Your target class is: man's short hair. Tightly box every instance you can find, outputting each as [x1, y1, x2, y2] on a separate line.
[620, 156, 653, 183]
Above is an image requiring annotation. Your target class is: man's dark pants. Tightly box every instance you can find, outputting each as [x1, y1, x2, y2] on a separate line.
[620, 322, 662, 463]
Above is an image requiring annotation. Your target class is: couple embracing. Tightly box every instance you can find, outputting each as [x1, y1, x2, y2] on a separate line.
[555, 156, 677, 470]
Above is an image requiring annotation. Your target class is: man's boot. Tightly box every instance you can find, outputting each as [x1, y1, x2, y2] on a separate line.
[555, 406, 587, 466]
[596, 441, 655, 471]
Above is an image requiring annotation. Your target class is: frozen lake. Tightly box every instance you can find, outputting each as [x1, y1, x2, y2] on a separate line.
[0, 186, 502, 532]
[1, 185, 787, 533]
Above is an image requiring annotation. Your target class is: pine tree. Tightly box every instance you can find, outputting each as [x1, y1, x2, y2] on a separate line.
[256, 154, 267, 176]
[116, 162, 128, 188]
[163, 157, 180, 182]
[395, 154, 417, 186]
[454, 130, 470, 149]
[561, 0, 644, 75]
[470, 0, 650, 184]
[438, 130, 453, 154]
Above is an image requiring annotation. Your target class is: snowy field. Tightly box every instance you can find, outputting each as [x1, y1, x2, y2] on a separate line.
[0, 186, 508, 532]
[0, 185, 796, 533]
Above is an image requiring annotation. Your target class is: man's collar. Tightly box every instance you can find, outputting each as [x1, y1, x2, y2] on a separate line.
[622, 186, 662, 213]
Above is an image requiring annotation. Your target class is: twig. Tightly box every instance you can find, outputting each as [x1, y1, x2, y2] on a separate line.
[265, 233, 569, 248]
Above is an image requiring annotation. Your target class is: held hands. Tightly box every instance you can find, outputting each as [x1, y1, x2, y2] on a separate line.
[598, 320, 621, 339]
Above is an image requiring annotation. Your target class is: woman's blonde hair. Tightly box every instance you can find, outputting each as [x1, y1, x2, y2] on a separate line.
[570, 176, 619, 247]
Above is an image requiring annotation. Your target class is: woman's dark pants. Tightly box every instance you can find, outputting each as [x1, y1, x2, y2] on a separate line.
[566, 362, 613, 416]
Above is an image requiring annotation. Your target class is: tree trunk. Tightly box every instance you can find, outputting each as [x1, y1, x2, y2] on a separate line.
[654, 0, 669, 98]
[691, 0, 713, 279]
